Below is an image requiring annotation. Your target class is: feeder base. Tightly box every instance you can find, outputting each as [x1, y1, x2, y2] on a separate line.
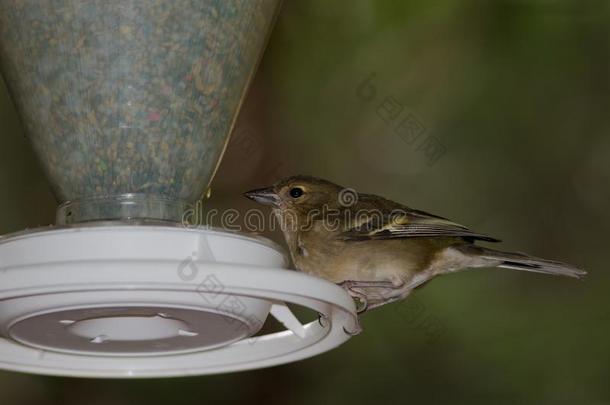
[0, 225, 358, 378]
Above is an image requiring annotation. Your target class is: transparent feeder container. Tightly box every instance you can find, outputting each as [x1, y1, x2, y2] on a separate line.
[0, 0, 278, 224]
[0, 0, 358, 378]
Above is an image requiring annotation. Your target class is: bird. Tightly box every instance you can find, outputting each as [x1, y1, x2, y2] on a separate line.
[244, 175, 586, 318]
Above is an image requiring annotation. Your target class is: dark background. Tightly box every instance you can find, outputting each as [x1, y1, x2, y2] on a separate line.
[0, 1, 609, 404]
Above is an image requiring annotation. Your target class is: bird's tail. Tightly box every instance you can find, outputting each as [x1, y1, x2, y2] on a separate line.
[456, 245, 586, 279]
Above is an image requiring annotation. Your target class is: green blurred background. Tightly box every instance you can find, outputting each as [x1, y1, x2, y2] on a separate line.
[1, 0, 609, 404]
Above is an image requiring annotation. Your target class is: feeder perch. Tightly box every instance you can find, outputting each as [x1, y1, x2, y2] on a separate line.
[0, 0, 358, 378]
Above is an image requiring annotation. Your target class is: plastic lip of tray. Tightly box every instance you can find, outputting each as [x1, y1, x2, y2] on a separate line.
[0, 224, 358, 378]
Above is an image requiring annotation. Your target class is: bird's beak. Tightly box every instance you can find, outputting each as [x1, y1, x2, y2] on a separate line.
[243, 187, 280, 207]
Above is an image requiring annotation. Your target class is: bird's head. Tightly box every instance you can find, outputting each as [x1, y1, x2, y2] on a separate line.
[244, 175, 344, 213]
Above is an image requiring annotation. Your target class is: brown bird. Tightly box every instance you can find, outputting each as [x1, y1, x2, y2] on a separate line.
[244, 175, 586, 315]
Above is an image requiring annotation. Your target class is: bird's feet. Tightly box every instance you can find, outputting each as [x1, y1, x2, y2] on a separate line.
[337, 280, 397, 314]
[318, 312, 363, 336]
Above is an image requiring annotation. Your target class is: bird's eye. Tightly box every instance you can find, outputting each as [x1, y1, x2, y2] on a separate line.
[289, 187, 304, 198]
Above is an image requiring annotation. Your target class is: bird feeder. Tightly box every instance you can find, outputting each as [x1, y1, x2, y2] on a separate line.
[0, 0, 357, 378]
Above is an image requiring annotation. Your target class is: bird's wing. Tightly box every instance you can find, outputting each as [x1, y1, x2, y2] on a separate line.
[338, 195, 500, 243]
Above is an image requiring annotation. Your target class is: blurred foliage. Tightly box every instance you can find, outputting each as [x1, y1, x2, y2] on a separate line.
[0, 0, 609, 404]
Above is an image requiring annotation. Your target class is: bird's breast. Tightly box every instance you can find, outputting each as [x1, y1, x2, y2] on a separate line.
[293, 234, 436, 285]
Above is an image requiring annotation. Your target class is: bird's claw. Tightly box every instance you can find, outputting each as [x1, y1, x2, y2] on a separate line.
[354, 296, 368, 314]
[337, 280, 398, 314]
[319, 311, 362, 336]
